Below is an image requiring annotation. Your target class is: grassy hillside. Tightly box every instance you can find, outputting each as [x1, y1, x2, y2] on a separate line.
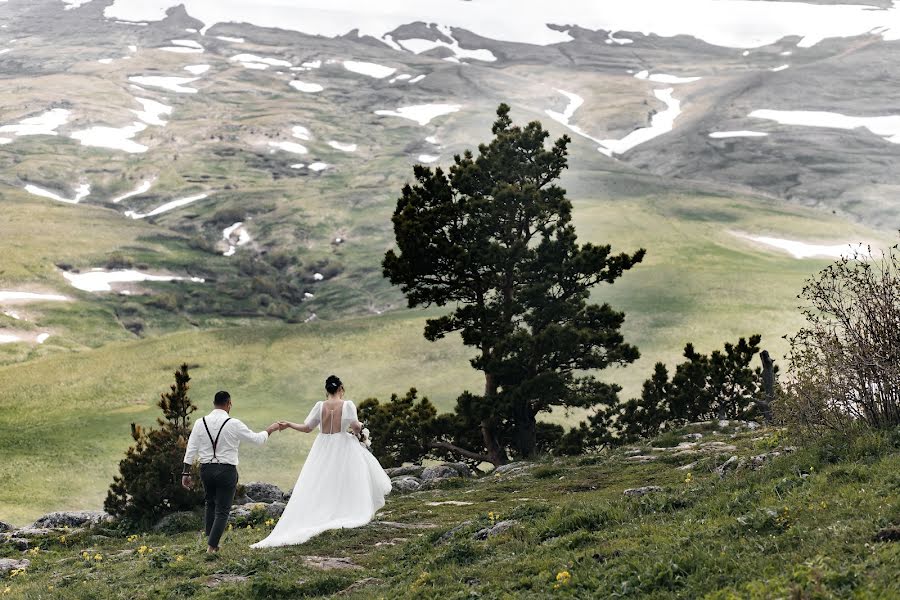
[1, 185, 892, 525]
[2, 423, 899, 598]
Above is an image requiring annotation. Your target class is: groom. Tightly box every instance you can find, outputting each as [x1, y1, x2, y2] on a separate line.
[181, 391, 283, 553]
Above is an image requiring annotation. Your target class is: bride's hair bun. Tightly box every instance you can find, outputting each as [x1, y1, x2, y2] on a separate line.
[325, 375, 342, 395]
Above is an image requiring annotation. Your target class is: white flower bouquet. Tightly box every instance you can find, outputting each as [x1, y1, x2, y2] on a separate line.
[350, 424, 372, 449]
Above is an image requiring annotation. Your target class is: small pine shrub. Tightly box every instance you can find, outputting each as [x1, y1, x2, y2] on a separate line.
[104, 364, 203, 526]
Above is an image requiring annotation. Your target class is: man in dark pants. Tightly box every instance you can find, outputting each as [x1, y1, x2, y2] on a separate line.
[181, 391, 282, 553]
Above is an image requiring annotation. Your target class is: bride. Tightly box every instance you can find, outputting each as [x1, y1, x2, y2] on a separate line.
[251, 375, 391, 548]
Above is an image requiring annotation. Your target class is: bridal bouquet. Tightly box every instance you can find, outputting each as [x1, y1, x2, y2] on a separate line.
[350, 424, 372, 449]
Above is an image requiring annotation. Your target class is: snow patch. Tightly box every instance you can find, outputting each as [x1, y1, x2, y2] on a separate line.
[231, 53, 291, 68]
[749, 109, 900, 144]
[110, 178, 155, 203]
[222, 222, 251, 256]
[128, 76, 198, 93]
[70, 122, 148, 153]
[132, 97, 172, 126]
[63, 269, 205, 292]
[216, 35, 245, 43]
[545, 89, 606, 147]
[375, 103, 461, 126]
[289, 80, 324, 93]
[292, 125, 312, 141]
[771, 64, 790, 72]
[709, 131, 769, 138]
[634, 70, 700, 84]
[36, 333, 50, 344]
[328, 140, 357, 152]
[184, 64, 210, 75]
[24, 183, 90, 204]
[269, 141, 308, 154]
[124, 193, 209, 219]
[343, 60, 395, 78]
[0, 108, 71, 137]
[398, 24, 496, 62]
[308, 162, 328, 171]
[408, 74, 426, 84]
[418, 154, 439, 163]
[732, 232, 865, 260]
[599, 88, 681, 156]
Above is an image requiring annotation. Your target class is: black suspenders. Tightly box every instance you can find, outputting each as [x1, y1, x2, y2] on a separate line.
[202, 417, 232, 463]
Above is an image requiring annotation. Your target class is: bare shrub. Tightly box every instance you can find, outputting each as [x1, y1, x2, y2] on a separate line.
[779, 243, 900, 434]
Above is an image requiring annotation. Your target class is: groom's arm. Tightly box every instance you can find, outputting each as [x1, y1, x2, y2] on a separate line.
[181, 422, 200, 488]
[233, 419, 279, 446]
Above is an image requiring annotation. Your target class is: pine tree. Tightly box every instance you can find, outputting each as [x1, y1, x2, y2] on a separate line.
[105, 364, 203, 525]
[383, 104, 644, 464]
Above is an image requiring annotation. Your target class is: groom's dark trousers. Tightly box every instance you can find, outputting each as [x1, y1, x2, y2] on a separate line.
[200, 463, 238, 548]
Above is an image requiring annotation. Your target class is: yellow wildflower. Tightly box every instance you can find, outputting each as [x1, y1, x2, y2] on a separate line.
[82, 551, 90, 560]
[138, 545, 148, 556]
[27, 547, 40, 556]
[488, 511, 498, 524]
[553, 570, 572, 589]
[684, 472, 693, 484]
[58, 535, 67, 544]
[245, 524, 253, 530]
[93, 554, 103, 562]
[48, 586, 54, 591]
[227, 524, 233, 531]
[265, 518, 275, 527]
[175, 555, 184, 562]
[127, 534, 139, 542]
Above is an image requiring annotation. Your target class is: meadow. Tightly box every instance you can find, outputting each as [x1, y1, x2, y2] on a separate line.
[2, 422, 899, 598]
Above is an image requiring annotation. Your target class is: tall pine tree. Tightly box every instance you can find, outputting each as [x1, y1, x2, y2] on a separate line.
[383, 104, 644, 464]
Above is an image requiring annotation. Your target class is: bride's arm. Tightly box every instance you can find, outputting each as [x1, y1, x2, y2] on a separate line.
[349, 420, 362, 435]
[279, 421, 313, 433]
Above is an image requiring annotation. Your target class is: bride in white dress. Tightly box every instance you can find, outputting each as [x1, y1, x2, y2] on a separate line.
[251, 375, 392, 548]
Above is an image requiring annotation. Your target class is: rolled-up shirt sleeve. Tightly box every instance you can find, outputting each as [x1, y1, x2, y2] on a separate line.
[182, 420, 201, 465]
[233, 419, 269, 446]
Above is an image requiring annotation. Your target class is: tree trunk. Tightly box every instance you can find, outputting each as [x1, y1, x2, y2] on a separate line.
[759, 350, 775, 422]
[512, 399, 536, 458]
[482, 372, 506, 466]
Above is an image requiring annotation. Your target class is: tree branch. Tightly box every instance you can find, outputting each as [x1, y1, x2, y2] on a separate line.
[429, 441, 491, 463]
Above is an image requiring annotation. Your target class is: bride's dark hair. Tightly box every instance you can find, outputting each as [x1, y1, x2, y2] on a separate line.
[325, 375, 342, 395]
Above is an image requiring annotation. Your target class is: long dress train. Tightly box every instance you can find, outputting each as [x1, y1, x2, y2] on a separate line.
[251, 399, 391, 548]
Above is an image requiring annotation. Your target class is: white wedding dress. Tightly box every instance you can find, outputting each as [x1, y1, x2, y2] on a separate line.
[251, 399, 391, 548]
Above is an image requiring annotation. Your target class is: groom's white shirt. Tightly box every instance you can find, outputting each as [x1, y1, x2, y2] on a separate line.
[183, 408, 269, 466]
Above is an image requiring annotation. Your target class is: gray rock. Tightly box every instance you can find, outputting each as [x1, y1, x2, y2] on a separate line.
[421, 465, 461, 481]
[14, 527, 60, 537]
[153, 511, 201, 533]
[230, 501, 285, 520]
[302, 555, 361, 570]
[715, 455, 740, 477]
[437, 520, 474, 544]
[683, 433, 703, 440]
[473, 520, 518, 540]
[1, 537, 30, 551]
[623, 454, 658, 463]
[391, 476, 422, 493]
[0, 558, 29, 575]
[205, 574, 249, 588]
[30, 511, 110, 529]
[242, 482, 284, 503]
[623, 486, 663, 496]
[384, 465, 425, 478]
[0, 521, 12, 533]
[700, 441, 738, 452]
[492, 462, 531, 476]
[440, 462, 474, 478]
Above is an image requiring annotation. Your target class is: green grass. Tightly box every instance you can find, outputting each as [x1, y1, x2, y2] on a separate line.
[0, 311, 481, 525]
[2, 426, 899, 598]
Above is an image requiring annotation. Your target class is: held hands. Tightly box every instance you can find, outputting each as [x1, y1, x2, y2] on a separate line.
[265, 422, 283, 435]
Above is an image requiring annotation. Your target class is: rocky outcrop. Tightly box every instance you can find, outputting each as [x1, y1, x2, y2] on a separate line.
[623, 486, 663, 497]
[391, 476, 422, 493]
[473, 520, 517, 540]
[302, 555, 361, 570]
[0, 521, 12, 533]
[0, 558, 29, 575]
[492, 462, 531, 476]
[30, 511, 110, 529]
[230, 501, 285, 521]
[242, 482, 285, 503]
[384, 465, 425, 478]
[421, 465, 461, 481]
